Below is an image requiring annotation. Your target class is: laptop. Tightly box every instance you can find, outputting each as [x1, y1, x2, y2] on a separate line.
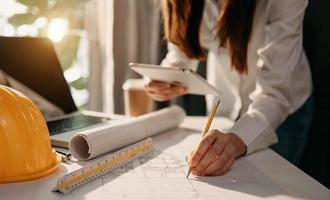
[0, 36, 118, 148]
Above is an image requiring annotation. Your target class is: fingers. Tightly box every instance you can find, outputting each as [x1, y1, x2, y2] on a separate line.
[191, 134, 226, 175]
[145, 81, 186, 101]
[187, 150, 195, 165]
[189, 130, 221, 170]
[146, 80, 170, 89]
[147, 89, 184, 101]
[146, 80, 185, 93]
[210, 157, 235, 176]
[189, 132, 246, 177]
[201, 143, 237, 176]
[146, 91, 169, 102]
[147, 85, 185, 96]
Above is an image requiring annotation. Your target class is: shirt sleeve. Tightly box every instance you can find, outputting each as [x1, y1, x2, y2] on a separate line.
[229, 0, 309, 154]
[161, 42, 199, 71]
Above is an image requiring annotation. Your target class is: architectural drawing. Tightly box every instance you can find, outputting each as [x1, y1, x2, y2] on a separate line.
[96, 151, 199, 199]
[67, 148, 287, 200]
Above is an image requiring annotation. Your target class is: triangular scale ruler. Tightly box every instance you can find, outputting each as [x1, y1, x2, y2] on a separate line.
[53, 138, 153, 194]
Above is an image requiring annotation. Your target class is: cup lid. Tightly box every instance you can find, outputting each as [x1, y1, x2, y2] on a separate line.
[122, 79, 148, 91]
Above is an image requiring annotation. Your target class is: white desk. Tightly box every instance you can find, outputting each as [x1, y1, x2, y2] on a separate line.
[182, 117, 330, 199]
[1, 117, 329, 200]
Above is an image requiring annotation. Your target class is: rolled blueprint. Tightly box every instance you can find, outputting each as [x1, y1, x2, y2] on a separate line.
[69, 105, 186, 160]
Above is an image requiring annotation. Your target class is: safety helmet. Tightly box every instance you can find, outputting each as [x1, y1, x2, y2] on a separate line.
[0, 85, 60, 183]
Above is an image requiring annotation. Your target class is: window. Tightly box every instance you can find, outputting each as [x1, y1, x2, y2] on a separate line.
[0, 0, 90, 109]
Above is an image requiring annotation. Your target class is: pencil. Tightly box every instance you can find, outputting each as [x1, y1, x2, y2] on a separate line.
[186, 99, 220, 178]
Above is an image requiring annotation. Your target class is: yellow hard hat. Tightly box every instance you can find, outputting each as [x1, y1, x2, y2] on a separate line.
[0, 85, 60, 183]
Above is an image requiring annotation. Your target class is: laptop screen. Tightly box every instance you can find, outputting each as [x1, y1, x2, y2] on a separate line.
[0, 36, 77, 115]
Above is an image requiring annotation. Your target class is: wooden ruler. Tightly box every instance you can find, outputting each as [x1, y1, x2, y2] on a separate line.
[53, 138, 153, 194]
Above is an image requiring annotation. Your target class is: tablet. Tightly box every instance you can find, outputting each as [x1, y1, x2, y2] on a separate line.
[130, 63, 221, 96]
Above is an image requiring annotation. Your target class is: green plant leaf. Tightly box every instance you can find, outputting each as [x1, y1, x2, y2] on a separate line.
[71, 77, 88, 90]
[53, 34, 81, 70]
[8, 13, 38, 26]
[17, 0, 48, 10]
[48, 0, 80, 18]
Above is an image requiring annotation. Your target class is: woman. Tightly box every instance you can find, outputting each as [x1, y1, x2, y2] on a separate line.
[145, 0, 313, 176]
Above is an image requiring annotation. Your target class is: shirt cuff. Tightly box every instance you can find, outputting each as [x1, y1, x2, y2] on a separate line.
[229, 113, 278, 155]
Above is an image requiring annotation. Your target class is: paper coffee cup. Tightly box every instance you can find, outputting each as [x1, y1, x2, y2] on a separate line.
[122, 79, 153, 116]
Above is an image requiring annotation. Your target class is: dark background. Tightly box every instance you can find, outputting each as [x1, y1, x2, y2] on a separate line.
[300, 0, 330, 189]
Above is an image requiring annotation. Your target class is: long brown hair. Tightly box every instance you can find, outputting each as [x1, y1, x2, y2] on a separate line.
[162, 0, 256, 74]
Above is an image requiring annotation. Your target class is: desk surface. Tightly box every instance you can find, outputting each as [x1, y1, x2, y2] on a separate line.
[0, 116, 329, 200]
[182, 117, 330, 199]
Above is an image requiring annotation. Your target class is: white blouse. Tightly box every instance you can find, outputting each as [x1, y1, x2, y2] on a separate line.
[161, 0, 312, 154]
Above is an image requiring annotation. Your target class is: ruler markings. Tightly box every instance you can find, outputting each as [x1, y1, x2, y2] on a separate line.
[54, 138, 153, 193]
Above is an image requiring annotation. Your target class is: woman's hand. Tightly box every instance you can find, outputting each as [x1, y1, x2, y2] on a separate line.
[188, 130, 247, 176]
[145, 80, 187, 102]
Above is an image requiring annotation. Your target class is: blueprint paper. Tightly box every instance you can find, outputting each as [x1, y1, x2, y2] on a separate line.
[59, 127, 293, 200]
[69, 106, 186, 160]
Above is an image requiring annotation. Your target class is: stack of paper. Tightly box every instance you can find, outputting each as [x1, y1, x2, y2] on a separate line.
[69, 106, 186, 160]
